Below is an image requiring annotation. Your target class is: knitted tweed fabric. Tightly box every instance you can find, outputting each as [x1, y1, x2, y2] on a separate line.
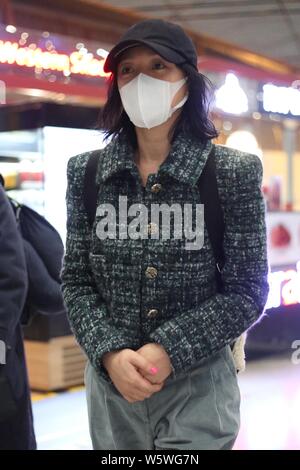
[61, 131, 270, 383]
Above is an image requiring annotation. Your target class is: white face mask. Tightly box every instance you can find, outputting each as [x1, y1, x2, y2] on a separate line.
[119, 73, 188, 129]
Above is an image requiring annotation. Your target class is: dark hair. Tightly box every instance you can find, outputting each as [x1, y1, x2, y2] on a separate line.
[98, 61, 219, 148]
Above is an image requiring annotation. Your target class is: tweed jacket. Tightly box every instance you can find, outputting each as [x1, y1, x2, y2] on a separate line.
[61, 131, 269, 382]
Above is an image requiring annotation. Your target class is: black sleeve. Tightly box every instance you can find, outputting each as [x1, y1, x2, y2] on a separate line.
[0, 186, 28, 360]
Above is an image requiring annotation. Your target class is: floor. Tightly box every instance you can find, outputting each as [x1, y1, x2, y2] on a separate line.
[32, 354, 300, 450]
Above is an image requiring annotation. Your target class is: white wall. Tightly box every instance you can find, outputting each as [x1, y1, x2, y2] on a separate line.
[42, 126, 107, 244]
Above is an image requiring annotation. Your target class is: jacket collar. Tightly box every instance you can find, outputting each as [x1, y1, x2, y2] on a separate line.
[96, 132, 213, 188]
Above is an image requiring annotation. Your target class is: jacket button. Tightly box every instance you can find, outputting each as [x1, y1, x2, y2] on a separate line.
[147, 308, 159, 319]
[145, 266, 158, 279]
[148, 222, 158, 235]
[151, 183, 162, 193]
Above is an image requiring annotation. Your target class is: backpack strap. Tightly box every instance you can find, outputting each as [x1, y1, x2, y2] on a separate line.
[198, 145, 235, 352]
[83, 152, 100, 227]
[197, 144, 225, 291]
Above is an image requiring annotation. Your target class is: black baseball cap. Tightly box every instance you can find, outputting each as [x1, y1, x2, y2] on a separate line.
[104, 19, 198, 73]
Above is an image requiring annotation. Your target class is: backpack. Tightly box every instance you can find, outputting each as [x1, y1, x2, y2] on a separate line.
[82, 145, 247, 372]
[8, 198, 67, 325]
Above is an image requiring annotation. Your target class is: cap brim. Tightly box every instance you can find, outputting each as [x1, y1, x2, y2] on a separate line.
[103, 39, 186, 73]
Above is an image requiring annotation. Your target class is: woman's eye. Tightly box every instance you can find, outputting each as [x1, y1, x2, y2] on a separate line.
[153, 62, 165, 70]
[120, 65, 133, 75]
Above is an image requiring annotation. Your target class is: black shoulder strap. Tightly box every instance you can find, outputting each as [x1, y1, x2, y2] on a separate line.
[197, 144, 225, 287]
[83, 152, 100, 227]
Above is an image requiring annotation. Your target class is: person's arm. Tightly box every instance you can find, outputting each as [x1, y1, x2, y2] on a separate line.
[61, 154, 140, 381]
[148, 153, 270, 375]
[0, 185, 28, 364]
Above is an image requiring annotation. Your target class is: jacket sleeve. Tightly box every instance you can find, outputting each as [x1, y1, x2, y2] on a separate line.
[60, 154, 136, 380]
[0, 186, 27, 362]
[149, 153, 270, 375]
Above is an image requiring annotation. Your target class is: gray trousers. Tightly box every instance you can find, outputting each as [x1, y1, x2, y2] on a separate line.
[84, 345, 241, 450]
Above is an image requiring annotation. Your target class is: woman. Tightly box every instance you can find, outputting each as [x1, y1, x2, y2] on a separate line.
[61, 19, 269, 450]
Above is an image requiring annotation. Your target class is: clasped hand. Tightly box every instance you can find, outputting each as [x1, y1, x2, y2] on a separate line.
[102, 343, 172, 403]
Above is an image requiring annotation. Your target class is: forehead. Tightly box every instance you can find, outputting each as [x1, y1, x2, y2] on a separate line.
[117, 45, 165, 63]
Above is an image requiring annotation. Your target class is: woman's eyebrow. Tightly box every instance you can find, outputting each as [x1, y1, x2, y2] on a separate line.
[118, 59, 133, 66]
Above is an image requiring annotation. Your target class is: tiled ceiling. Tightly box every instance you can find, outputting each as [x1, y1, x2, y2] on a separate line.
[100, 0, 300, 68]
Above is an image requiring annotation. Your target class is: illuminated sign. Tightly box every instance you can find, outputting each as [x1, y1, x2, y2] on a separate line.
[262, 83, 300, 116]
[0, 40, 110, 78]
[266, 212, 300, 267]
[266, 261, 300, 309]
[215, 73, 249, 115]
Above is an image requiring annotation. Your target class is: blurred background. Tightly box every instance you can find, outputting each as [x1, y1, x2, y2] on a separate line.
[0, 0, 299, 450]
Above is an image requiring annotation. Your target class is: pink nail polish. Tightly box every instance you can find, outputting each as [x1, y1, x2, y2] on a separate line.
[150, 367, 158, 375]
